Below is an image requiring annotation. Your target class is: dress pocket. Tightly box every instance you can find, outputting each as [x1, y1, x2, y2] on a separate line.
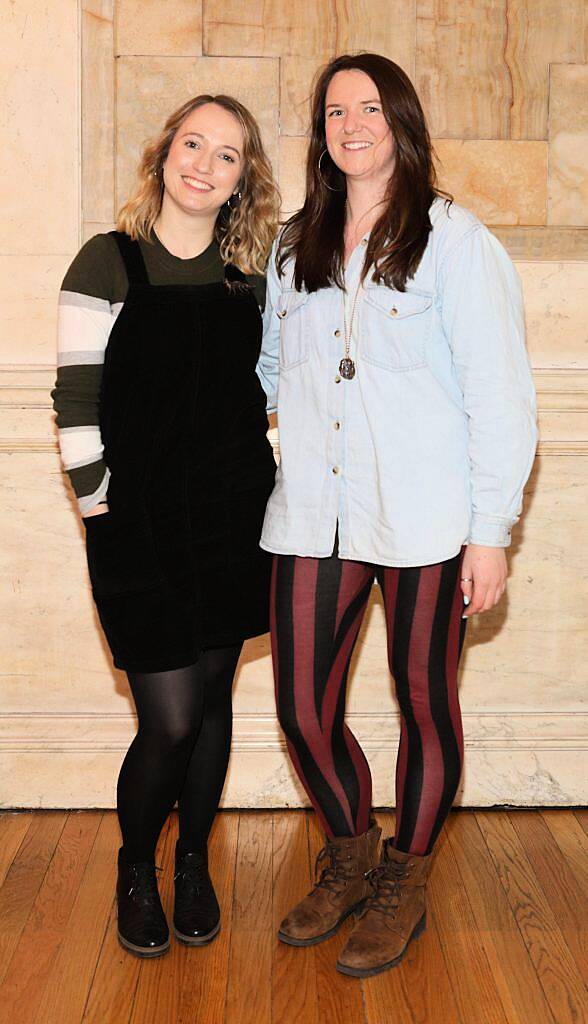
[276, 289, 310, 370]
[361, 286, 433, 371]
[84, 511, 163, 598]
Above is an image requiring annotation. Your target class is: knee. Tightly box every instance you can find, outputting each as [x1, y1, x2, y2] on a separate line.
[140, 717, 198, 754]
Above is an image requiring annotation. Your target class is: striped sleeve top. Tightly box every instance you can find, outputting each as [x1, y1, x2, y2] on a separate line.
[52, 231, 266, 515]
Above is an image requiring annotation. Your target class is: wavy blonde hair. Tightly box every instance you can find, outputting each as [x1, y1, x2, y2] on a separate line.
[116, 94, 280, 274]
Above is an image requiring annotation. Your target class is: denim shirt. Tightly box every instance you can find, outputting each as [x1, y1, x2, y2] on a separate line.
[256, 198, 538, 567]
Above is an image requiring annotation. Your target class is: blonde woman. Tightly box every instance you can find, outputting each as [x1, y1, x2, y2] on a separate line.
[52, 95, 279, 957]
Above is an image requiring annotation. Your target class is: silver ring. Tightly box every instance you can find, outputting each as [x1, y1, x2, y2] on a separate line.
[460, 577, 473, 582]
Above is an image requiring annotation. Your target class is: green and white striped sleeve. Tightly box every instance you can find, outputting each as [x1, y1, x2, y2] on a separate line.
[51, 234, 125, 515]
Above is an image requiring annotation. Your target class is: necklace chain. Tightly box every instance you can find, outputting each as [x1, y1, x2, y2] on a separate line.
[342, 279, 363, 362]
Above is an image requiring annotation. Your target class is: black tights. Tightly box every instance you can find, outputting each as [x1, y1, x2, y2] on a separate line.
[117, 644, 242, 863]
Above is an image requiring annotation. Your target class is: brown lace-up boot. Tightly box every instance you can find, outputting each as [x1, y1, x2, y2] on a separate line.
[277, 820, 381, 946]
[336, 837, 432, 976]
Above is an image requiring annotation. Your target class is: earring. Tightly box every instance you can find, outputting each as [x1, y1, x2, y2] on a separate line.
[318, 149, 342, 192]
[227, 190, 243, 208]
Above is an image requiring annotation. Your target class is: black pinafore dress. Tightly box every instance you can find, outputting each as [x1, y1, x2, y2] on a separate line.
[84, 232, 276, 672]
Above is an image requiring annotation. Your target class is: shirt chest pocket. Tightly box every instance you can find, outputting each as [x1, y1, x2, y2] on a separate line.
[360, 286, 433, 371]
[276, 289, 310, 370]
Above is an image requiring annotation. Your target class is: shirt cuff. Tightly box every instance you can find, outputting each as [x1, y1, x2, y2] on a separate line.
[78, 467, 111, 516]
[467, 512, 513, 547]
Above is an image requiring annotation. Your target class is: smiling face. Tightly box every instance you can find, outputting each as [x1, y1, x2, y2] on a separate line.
[162, 102, 244, 218]
[324, 69, 395, 187]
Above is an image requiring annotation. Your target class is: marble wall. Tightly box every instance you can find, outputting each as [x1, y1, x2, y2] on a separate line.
[1, 1, 587, 808]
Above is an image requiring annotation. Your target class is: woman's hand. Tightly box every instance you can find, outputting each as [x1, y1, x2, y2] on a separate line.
[460, 544, 507, 618]
[83, 503, 109, 518]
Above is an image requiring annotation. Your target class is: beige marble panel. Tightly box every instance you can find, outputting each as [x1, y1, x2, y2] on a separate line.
[204, 0, 415, 63]
[416, 0, 511, 139]
[0, 255, 73, 364]
[204, 0, 332, 57]
[434, 140, 547, 225]
[280, 57, 333, 138]
[280, 1, 417, 139]
[279, 136, 308, 216]
[116, 57, 279, 208]
[516, 261, 588, 368]
[0, 0, 79, 254]
[505, 1, 586, 139]
[2, 731, 586, 807]
[82, 1, 115, 224]
[548, 64, 588, 227]
[116, 0, 203, 56]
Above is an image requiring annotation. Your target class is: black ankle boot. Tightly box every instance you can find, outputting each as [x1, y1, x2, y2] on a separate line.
[116, 848, 170, 957]
[173, 843, 220, 945]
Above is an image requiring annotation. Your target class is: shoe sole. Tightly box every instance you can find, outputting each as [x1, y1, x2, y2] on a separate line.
[336, 912, 427, 977]
[117, 931, 170, 958]
[277, 900, 365, 947]
[173, 920, 221, 946]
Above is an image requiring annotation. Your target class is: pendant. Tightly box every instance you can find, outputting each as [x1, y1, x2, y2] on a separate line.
[339, 357, 356, 380]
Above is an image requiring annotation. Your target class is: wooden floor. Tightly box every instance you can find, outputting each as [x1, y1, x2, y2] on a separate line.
[0, 809, 586, 1024]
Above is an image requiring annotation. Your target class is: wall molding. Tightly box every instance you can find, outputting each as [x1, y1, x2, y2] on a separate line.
[1, 367, 588, 456]
[1, 711, 585, 753]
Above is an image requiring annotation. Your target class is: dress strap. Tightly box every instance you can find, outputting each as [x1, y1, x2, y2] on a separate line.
[110, 231, 150, 286]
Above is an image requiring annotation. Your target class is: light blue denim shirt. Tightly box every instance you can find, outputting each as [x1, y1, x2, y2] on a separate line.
[256, 198, 538, 567]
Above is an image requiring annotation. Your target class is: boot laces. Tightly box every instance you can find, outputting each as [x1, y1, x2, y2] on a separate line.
[127, 863, 162, 905]
[174, 859, 212, 899]
[364, 861, 411, 918]
[314, 843, 349, 896]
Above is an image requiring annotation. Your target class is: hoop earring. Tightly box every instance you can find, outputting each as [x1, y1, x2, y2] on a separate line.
[317, 149, 342, 192]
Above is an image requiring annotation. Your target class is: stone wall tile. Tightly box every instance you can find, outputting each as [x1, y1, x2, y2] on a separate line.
[416, 0, 511, 139]
[279, 136, 307, 216]
[116, 57, 279, 208]
[0, 255, 73, 364]
[548, 64, 588, 226]
[0, 1, 79, 254]
[516, 261, 588, 368]
[205, 0, 415, 64]
[116, 0, 202, 56]
[83, 1, 115, 224]
[434, 140, 547, 225]
[505, 1, 586, 140]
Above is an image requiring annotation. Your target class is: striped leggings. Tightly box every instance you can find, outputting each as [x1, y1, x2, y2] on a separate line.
[270, 546, 466, 855]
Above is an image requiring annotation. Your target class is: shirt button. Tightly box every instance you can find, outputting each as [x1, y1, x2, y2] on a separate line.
[334, 374, 341, 383]
[361, 238, 368, 246]
[277, 309, 287, 319]
[333, 421, 341, 430]
[390, 306, 398, 316]
[332, 466, 340, 475]
[334, 328, 341, 337]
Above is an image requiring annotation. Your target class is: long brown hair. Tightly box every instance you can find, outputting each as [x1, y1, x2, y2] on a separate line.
[117, 94, 280, 274]
[277, 53, 449, 292]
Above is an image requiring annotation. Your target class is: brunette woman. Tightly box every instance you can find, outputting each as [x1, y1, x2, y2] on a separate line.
[256, 54, 537, 977]
[52, 95, 279, 956]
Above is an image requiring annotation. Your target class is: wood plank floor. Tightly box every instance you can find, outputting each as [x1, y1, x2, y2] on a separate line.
[0, 809, 586, 1024]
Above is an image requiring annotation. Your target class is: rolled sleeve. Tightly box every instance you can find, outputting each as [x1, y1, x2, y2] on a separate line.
[438, 224, 538, 547]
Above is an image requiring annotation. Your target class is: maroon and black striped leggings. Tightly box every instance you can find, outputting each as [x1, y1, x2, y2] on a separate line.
[270, 546, 466, 855]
